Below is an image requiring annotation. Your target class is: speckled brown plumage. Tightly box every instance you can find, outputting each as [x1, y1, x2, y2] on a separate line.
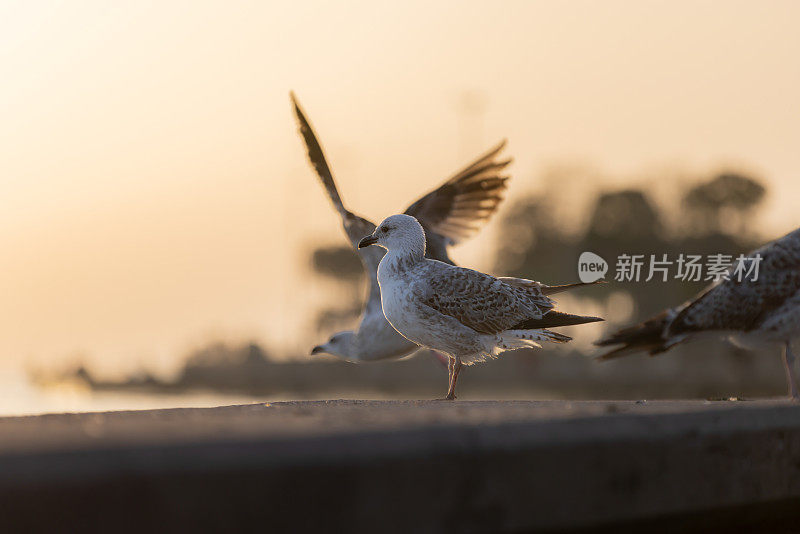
[597, 227, 800, 360]
[422, 268, 553, 335]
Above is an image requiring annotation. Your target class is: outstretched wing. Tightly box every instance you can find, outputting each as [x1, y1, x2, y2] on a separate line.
[669, 228, 800, 335]
[291, 92, 383, 306]
[291, 92, 376, 247]
[405, 140, 511, 246]
[421, 266, 555, 335]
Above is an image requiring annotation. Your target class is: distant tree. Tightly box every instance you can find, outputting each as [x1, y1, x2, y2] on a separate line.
[490, 171, 767, 323]
[585, 189, 663, 244]
[310, 245, 363, 280]
[185, 341, 270, 367]
[314, 303, 362, 334]
[492, 194, 573, 282]
[309, 243, 364, 333]
[245, 343, 267, 364]
[682, 173, 766, 236]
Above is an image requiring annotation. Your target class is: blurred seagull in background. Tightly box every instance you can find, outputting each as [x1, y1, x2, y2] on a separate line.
[292, 93, 512, 363]
[596, 227, 800, 400]
[358, 214, 604, 399]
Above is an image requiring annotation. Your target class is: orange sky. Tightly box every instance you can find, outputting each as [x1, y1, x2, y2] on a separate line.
[1, 1, 799, 375]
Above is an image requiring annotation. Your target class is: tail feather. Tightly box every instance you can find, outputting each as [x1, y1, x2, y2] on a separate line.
[512, 310, 604, 330]
[495, 328, 572, 354]
[498, 277, 606, 296]
[594, 310, 677, 361]
[540, 329, 572, 343]
[541, 280, 607, 296]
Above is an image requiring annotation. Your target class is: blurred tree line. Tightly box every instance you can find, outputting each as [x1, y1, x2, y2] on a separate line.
[56, 169, 773, 398]
[310, 170, 767, 331]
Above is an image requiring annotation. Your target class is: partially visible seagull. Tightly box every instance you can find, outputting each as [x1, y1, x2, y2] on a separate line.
[358, 214, 604, 399]
[292, 93, 512, 362]
[595, 227, 800, 399]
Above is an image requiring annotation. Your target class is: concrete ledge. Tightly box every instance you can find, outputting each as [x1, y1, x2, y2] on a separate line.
[2, 400, 800, 532]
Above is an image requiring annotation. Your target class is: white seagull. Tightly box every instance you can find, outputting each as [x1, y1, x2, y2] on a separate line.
[358, 214, 604, 399]
[292, 94, 512, 362]
[596, 227, 800, 399]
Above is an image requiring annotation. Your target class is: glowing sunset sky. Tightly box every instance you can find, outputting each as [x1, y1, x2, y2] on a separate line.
[1, 1, 798, 374]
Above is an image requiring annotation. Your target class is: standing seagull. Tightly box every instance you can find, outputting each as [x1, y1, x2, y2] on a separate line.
[358, 214, 604, 399]
[292, 93, 512, 362]
[595, 227, 800, 399]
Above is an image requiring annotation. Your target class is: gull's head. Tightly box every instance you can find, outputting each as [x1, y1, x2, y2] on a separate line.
[311, 331, 356, 359]
[357, 214, 426, 255]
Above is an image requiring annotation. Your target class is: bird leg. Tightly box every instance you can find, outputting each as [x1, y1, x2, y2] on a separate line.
[445, 358, 462, 400]
[443, 358, 454, 400]
[432, 351, 449, 370]
[783, 342, 800, 401]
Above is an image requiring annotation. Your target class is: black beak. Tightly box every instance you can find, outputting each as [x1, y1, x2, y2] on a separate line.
[310, 345, 323, 355]
[358, 234, 378, 249]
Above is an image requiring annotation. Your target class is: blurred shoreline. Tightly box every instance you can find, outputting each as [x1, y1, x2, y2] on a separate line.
[28, 338, 790, 412]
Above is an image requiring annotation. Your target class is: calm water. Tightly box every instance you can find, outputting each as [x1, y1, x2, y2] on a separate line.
[0, 369, 260, 417]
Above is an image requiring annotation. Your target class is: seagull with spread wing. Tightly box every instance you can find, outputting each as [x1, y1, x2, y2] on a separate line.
[596, 227, 800, 399]
[292, 93, 512, 362]
[357, 214, 604, 399]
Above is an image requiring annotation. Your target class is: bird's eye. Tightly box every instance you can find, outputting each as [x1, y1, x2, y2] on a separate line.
[380, 227, 388, 233]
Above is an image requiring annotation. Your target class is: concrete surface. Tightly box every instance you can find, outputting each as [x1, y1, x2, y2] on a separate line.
[2, 400, 800, 533]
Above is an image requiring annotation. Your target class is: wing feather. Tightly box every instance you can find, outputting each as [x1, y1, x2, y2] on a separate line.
[291, 93, 383, 305]
[290, 93, 346, 215]
[405, 141, 511, 245]
[670, 229, 800, 335]
[595, 229, 800, 359]
[421, 267, 553, 335]
[291, 93, 378, 247]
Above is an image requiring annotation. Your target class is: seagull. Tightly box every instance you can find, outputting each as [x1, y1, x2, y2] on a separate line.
[292, 93, 512, 362]
[358, 213, 604, 399]
[595, 227, 800, 399]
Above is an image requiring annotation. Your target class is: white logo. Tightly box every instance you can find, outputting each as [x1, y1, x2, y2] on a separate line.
[578, 252, 608, 283]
